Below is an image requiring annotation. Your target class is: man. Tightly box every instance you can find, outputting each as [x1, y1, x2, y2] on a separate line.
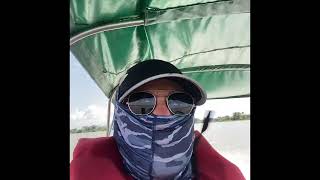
[70, 60, 245, 180]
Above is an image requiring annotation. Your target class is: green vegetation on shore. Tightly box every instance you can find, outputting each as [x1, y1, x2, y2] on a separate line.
[70, 125, 107, 134]
[70, 112, 250, 133]
[195, 112, 250, 123]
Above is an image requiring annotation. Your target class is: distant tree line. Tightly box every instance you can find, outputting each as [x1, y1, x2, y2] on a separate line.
[70, 125, 107, 134]
[71, 112, 250, 133]
[195, 112, 250, 123]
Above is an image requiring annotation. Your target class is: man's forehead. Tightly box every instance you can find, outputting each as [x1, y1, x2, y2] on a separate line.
[135, 78, 183, 91]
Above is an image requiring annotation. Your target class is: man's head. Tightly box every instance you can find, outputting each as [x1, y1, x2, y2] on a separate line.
[114, 60, 203, 179]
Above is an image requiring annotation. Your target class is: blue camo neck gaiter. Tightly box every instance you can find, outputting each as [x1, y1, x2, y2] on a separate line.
[113, 101, 195, 180]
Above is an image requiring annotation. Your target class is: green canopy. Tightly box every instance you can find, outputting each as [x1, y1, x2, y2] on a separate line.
[70, 0, 250, 100]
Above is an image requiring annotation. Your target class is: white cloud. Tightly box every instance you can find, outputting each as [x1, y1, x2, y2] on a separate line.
[70, 104, 114, 129]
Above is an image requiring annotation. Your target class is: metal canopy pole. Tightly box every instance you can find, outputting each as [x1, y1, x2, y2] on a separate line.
[70, 20, 144, 46]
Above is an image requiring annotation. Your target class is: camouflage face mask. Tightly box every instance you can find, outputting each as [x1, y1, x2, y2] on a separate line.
[113, 101, 195, 180]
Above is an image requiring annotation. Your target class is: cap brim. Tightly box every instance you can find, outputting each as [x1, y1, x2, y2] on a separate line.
[118, 73, 207, 105]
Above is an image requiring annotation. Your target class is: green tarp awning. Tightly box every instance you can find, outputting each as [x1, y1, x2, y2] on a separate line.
[70, 0, 250, 100]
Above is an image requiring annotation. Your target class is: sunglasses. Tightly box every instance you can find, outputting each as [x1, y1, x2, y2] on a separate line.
[126, 91, 195, 115]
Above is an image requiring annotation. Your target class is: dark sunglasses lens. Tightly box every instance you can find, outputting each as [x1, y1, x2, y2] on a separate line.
[128, 92, 155, 115]
[168, 93, 194, 115]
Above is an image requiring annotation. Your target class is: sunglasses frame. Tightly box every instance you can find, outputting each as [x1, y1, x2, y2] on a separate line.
[126, 91, 195, 116]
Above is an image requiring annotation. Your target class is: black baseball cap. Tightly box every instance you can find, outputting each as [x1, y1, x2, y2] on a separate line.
[117, 59, 207, 105]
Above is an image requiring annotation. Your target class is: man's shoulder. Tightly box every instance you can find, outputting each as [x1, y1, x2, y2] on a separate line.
[70, 136, 133, 180]
[72, 136, 118, 159]
[195, 131, 246, 180]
